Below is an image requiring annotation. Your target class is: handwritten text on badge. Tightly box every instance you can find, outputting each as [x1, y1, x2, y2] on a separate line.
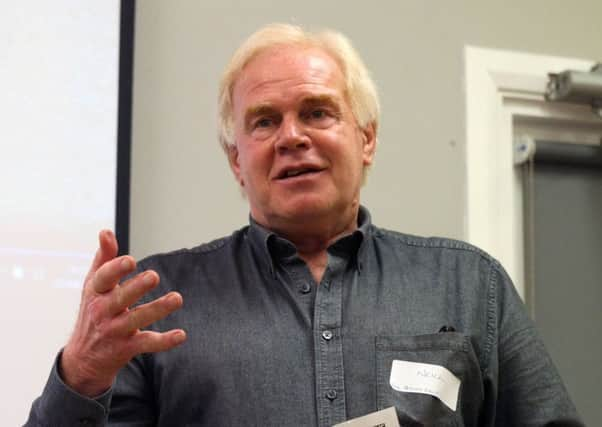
[389, 360, 460, 411]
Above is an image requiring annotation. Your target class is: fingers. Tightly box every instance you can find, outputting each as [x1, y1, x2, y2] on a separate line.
[90, 230, 119, 272]
[120, 292, 183, 333]
[84, 230, 119, 285]
[133, 329, 187, 354]
[107, 270, 159, 316]
[92, 255, 136, 294]
[63, 227, 186, 397]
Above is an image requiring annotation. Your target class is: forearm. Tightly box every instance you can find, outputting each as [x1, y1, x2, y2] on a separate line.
[25, 351, 112, 427]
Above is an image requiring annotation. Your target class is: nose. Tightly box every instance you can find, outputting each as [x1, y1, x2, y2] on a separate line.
[274, 115, 311, 153]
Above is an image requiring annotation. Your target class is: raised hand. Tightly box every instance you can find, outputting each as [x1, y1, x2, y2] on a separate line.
[60, 230, 186, 397]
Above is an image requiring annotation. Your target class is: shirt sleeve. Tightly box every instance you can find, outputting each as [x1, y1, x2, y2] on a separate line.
[25, 259, 158, 427]
[489, 262, 585, 426]
[24, 351, 112, 427]
[106, 354, 157, 425]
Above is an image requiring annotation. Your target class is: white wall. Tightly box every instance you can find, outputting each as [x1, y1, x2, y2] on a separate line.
[129, 0, 602, 259]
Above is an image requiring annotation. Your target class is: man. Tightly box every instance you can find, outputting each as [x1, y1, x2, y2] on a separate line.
[28, 24, 582, 426]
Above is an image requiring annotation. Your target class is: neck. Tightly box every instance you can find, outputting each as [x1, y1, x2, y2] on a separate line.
[292, 225, 353, 284]
[258, 205, 360, 283]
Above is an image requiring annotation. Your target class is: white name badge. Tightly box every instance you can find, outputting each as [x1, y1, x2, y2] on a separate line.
[389, 360, 460, 411]
[333, 406, 400, 427]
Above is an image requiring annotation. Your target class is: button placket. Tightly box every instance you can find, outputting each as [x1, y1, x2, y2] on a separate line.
[322, 330, 333, 341]
[300, 282, 312, 294]
[325, 389, 338, 400]
[313, 254, 347, 426]
[277, 258, 318, 327]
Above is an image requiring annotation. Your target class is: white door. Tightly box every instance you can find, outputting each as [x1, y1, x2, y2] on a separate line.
[465, 47, 602, 425]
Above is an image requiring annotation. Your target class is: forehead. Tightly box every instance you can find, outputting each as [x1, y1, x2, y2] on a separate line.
[232, 45, 346, 112]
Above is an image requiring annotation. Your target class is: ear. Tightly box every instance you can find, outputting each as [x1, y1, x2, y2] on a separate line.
[360, 122, 377, 166]
[226, 144, 244, 187]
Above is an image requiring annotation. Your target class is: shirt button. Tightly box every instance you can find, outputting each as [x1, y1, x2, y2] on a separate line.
[322, 330, 333, 341]
[325, 389, 338, 400]
[300, 282, 311, 294]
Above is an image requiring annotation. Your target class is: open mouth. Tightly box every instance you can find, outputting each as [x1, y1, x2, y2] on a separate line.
[276, 167, 324, 180]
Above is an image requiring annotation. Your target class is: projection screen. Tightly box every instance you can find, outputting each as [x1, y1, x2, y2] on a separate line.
[0, 1, 132, 424]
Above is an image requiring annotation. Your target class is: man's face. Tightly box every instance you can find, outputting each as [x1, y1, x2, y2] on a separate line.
[228, 45, 376, 230]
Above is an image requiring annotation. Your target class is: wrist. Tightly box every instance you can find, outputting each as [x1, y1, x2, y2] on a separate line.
[59, 347, 113, 398]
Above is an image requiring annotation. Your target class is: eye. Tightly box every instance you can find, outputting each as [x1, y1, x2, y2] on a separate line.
[301, 108, 330, 122]
[310, 109, 327, 119]
[305, 109, 331, 121]
[254, 117, 273, 128]
[301, 107, 337, 128]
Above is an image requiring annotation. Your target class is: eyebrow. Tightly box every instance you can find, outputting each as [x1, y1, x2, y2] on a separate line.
[245, 104, 277, 120]
[243, 94, 342, 124]
[300, 94, 341, 109]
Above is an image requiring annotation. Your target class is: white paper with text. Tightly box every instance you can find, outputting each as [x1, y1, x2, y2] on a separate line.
[389, 360, 460, 411]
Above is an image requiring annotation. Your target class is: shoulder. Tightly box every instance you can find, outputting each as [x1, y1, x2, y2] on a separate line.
[131, 226, 252, 301]
[136, 226, 249, 271]
[371, 225, 499, 265]
[368, 225, 510, 291]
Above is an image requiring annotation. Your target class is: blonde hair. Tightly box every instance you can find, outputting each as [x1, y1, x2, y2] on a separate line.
[218, 23, 380, 151]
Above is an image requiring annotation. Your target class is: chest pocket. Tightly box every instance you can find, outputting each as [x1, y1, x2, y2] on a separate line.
[375, 333, 483, 427]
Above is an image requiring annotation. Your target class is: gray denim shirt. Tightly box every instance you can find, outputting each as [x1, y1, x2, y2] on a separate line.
[27, 207, 582, 426]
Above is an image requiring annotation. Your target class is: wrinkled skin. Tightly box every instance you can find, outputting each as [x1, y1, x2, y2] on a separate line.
[61, 230, 186, 397]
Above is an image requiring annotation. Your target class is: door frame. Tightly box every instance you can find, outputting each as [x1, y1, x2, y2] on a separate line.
[464, 46, 594, 298]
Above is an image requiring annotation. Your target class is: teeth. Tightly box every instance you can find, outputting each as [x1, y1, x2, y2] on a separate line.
[286, 169, 307, 177]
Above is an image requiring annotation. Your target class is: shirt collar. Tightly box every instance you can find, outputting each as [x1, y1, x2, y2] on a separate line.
[246, 216, 279, 279]
[246, 205, 372, 278]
